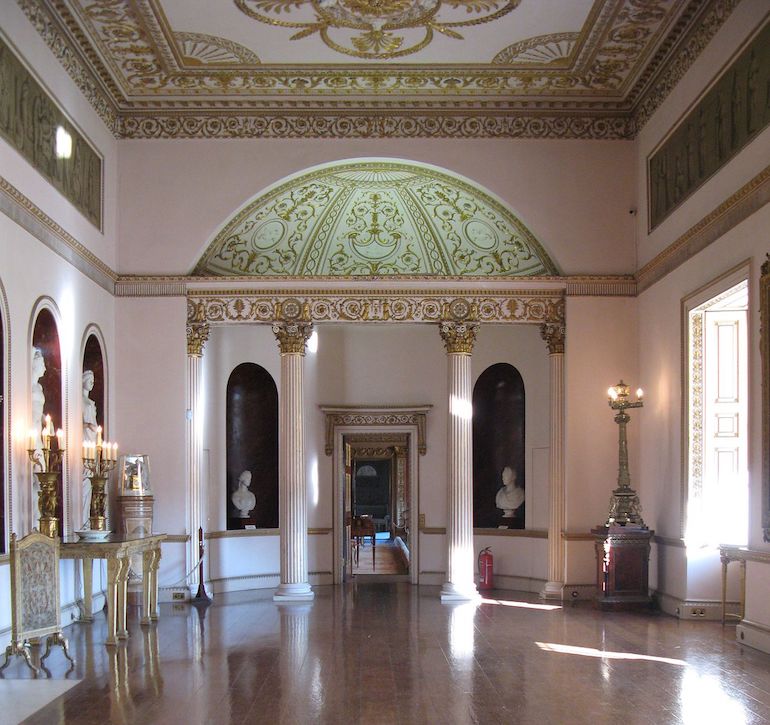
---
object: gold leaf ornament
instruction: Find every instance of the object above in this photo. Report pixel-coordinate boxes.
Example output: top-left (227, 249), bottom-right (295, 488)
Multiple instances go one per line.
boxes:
top-left (235, 0), bottom-right (521, 60)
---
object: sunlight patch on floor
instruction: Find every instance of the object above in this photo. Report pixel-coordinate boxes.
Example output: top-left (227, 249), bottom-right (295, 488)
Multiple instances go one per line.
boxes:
top-left (536, 641), bottom-right (688, 666)
top-left (481, 597), bottom-right (562, 611)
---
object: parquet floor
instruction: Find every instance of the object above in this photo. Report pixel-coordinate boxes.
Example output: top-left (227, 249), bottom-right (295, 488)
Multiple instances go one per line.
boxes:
top-left (352, 540), bottom-right (408, 575)
top-left (9, 584), bottom-right (770, 725)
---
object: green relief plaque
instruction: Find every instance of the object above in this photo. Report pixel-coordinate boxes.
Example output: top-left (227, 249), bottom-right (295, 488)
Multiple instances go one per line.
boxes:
top-left (0, 36), bottom-right (102, 229)
top-left (649, 21), bottom-right (770, 231)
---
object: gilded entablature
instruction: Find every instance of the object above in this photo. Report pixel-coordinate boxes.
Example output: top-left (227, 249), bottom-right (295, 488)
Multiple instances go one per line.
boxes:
top-left (195, 161), bottom-right (557, 278)
top-left (16, 0), bottom-right (738, 139)
top-left (185, 290), bottom-right (565, 326)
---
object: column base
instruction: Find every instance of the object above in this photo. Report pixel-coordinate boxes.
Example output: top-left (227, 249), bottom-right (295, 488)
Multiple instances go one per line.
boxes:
top-left (273, 583), bottom-right (315, 602)
top-left (440, 581), bottom-right (481, 603)
top-left (539, 581), bottom-right (564, 600)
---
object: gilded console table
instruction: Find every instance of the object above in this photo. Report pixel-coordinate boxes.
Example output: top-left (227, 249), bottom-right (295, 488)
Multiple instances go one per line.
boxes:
top-left (61, 533), bottom-right (166, 646)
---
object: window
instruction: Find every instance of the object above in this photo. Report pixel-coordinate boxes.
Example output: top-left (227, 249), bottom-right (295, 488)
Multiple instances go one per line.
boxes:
top-left (686, 277), bottom-right (748, 546)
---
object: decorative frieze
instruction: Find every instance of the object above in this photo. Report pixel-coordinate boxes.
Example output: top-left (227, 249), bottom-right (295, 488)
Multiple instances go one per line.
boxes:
top-left (540, 323), bottom-right (566, 355)
top-left (187, 292), bottom-right (565, 326)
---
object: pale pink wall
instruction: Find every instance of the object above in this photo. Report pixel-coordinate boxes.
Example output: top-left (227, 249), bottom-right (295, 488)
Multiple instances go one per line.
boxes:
top-left (564, 297), bottom-right (638, 585)
top-left (634, 0), bottom-right (770, 615)
top-left (114, 298), bottom-right (187, 539)
top-left (117, 138), bottom-right (637, 276)
top-left (635, 0), bottom-right (770, 268)
top-left (0, 2), bottom-right (120, 268)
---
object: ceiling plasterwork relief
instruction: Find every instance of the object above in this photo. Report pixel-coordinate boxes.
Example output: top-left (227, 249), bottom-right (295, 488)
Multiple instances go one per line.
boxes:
top-left (235, 0), bottom-right (521, 60)
top-left (17, 0), bottom-right (740, 138)
top-left (35, 0), bottom-right (683, 98)
top-left (195, 162), bottom-right (556, 277)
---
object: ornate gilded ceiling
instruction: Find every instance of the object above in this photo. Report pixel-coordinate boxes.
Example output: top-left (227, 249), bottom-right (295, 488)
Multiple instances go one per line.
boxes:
top-left (18, 0), bottom-right (739, 137)
top-left (194, 160), bottom-right (557, 278)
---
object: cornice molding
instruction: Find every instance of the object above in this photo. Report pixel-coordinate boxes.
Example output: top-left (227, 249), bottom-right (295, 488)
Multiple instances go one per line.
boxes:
top-left (0, 175), bottom-right (116, 292)
top-left (17, 0), bottom-right (740, 140)
top-left (117, 112), bottom-right (632, 140)
top-left (637, 165), bottom-right (770, 292)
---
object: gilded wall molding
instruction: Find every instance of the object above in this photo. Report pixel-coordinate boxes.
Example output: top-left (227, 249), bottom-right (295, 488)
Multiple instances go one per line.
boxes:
top-left (320, 405), bottom-right (431, 456)
top-left (439, 320), bottom-right (478, 355)
top-left (186, 290), bottom-right (565, 326)
top-left (540, 322), bottom-right (566, 355)
top-left (0, 175), bottom-right (116, 293)
top-left (637, 165), bottom-right (770, 292)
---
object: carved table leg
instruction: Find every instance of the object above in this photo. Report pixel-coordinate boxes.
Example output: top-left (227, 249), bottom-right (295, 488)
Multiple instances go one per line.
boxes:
top-left (150, 546), bottom-right (161, 621)
top-left (141, 549), bottom-right (153, 625)
top-left (117, 557), bottom-right (131, 639)
top-left (82, 558), bottom-right (94, 622)
top-left (106, 557), bottom-right (120, 646)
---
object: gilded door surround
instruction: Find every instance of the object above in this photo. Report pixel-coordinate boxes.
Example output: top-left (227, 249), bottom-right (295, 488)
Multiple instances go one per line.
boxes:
top-left (321, 405), bottom-right (425, 584)
top-left (18, 0), bottom-right (740, 139)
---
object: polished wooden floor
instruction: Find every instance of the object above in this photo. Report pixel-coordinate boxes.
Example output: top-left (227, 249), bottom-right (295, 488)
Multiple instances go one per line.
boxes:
top-left (10, 584), bottom-right (770, 725)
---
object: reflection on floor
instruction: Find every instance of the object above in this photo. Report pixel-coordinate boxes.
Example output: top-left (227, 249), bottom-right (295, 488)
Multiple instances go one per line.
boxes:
top-left (6, 584), bottom-right (770, 724)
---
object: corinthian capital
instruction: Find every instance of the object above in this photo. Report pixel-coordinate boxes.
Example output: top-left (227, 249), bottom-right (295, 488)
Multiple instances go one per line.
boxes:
top-left (540, 322), bottom-right (565, 355)
top-left (439, 320), bottom-right (478, 355)
top-left (186, 323), bottom-right (209, 357)
top-left (273, 320), bottom-right (313, 355)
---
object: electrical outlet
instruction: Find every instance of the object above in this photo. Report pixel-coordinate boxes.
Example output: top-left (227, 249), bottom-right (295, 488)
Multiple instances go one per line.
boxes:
top-left (172, 591), bottom-right (185, 601)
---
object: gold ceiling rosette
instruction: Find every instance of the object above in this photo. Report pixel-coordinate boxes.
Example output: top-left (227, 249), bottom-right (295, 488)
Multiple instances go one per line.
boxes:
top-left (235, 0), bottom-right (521, 59)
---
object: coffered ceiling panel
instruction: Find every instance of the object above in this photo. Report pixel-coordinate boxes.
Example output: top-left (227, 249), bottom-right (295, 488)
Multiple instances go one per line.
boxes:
top-left (18, 0), bottom-right (739, 137)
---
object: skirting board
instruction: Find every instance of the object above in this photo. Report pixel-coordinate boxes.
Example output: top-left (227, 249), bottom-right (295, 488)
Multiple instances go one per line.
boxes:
top-left (655, 591), bottom-right (739, 621)
top-left (736, 619), bottom-right (770, 655)
top-left (177, 572), bottom-right (335, 597)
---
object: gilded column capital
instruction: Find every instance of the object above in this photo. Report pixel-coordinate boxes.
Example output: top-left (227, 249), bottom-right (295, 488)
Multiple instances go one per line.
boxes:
top-left (272, 320), bottom-right (313, 355)
top-left (540, 322), bottom-right (565, 355)
top-left (439, 320), bottom-right (479, 355)
top-left (186, 323), bottom-right (209, 358)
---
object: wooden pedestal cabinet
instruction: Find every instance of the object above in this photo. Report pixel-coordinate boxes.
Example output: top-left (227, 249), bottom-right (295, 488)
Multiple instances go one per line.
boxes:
top-left (591, 526), bottom-right (653, 610)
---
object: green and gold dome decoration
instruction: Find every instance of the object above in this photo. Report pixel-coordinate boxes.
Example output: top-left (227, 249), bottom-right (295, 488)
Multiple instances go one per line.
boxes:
top-left (195, 160), bottom-right (557, 278)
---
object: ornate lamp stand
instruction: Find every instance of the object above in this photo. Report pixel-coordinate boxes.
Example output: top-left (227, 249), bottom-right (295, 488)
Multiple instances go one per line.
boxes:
top-left (592, 381), bottom-right (652, 610)
top-left (83, 435), bottom-right (118, 531)
top-left (605, 380), bottom-right (645, 527)
top-left (27, 420), bottom-right (64, 538)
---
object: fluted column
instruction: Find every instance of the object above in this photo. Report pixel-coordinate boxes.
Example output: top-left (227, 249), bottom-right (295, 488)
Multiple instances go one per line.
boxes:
top-left (540, 322), bottom-right (566, 599)
top-left (439, 319), bottom-right (480, 602)
top-left (185, 320), bottom-right (209, 594)
top-left (273, 315), bottom-right (314, 601)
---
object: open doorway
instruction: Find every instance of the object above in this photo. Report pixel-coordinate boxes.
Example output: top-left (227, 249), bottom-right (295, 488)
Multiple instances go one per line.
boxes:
top-left (342, 435), bottom-right (411, 581)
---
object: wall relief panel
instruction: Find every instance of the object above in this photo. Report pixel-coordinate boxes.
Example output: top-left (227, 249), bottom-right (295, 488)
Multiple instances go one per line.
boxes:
top-left (648, 21), bottom-right (770, 230)
top-left (0, 35), bottom-right (102, 228)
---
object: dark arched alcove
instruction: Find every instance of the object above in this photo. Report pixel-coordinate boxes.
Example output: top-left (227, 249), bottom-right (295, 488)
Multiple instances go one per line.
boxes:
top-left (0, 308), bottom-right (5, 552)
top-left (226, 363), bottom-right (278, 529)
top-left (82, 334), bottom-right (105, 431)
top-left (32, 308), bottom-right (63, 528)
top-left (473, 363), bottom-right (525, 529)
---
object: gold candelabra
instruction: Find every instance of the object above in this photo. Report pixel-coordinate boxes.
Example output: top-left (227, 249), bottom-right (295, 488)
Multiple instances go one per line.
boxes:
top-left (27, 415), bottom-right (64, 538)
top-left (82, 427), bottom-right (118, 531)
top-left (605, 381), bottom-right (646, 527)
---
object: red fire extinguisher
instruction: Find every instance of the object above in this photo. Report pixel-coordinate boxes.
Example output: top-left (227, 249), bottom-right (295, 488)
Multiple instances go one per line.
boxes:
top-left (478, 547), bottom-right (494, 590)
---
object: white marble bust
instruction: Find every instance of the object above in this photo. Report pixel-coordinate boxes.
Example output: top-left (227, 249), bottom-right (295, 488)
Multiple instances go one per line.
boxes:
top-left (495, 466), bottom-right (524, 518)
top-left (231, 470), bottom-right (256, 518)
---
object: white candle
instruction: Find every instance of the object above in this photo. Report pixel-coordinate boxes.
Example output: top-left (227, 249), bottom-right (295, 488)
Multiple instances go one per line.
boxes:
top-left (113, 443), bottom-right (118, 462)
top-left (56, 429), bottom-right (64, 451)
top-left (28, 429), bottom-right (36, 451)
top-left (96, 426), bottom-right (102, 448)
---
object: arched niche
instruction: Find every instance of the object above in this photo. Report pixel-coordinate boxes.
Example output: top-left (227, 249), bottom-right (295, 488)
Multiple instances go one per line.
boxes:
top-left (473, 362), bottom-right (525, 529)
top-left (32, 307), bottom-right (63, 528)
top-left (0, 299), bottom-right (5, 551)
top-left (226, 363), bottom-right (278, 530)
top-left (82, 332), bottom-right (106, 431)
